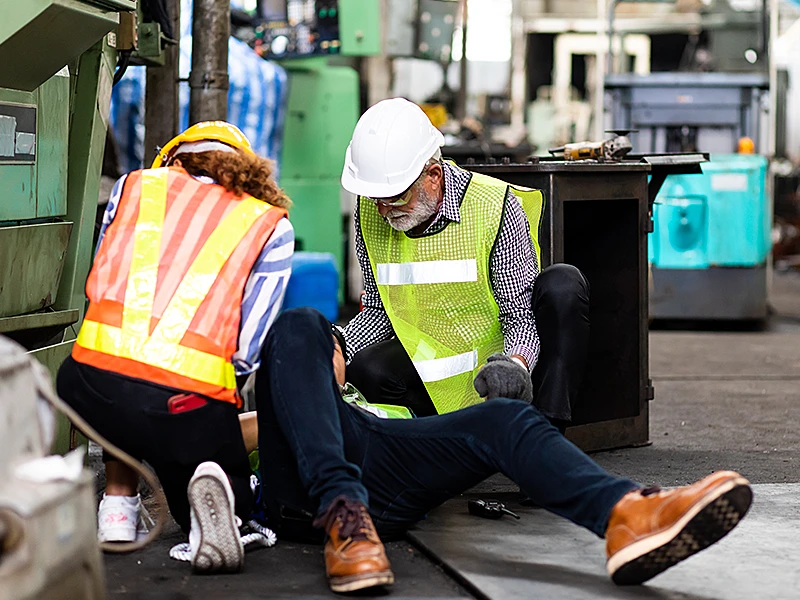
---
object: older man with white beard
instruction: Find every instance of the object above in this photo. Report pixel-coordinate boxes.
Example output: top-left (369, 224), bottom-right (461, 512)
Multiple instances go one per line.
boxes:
top-left (341, 98), bottom-right (590, 431)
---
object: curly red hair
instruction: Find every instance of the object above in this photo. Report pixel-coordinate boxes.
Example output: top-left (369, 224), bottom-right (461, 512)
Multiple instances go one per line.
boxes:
top-left (173, 150), bottom-right (291, 209)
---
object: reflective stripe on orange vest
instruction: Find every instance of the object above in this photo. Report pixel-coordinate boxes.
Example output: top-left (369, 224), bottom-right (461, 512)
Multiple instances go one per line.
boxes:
top-left (75, 167), bottom-right (285, 404)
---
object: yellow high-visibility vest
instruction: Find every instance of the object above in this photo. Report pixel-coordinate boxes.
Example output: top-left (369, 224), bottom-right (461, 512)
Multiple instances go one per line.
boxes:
top-left (360, 169), bottom-right (543, 413)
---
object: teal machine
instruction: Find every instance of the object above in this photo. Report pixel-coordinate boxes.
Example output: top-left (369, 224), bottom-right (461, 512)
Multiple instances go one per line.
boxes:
top-left (607, 73), bottom-right (772, 320)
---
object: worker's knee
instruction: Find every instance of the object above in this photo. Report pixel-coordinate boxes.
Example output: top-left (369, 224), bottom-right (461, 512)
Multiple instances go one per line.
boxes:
top-left (263, 307), bottom-right (332, 358)
top-left (534, 263), bottom-right (589, 311)
top-left (273, 306), bottom-right (330, 334)
top-left (474, 397), bottom-right (545, 427)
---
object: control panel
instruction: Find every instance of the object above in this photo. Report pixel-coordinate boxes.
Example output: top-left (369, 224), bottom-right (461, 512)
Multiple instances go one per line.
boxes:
top-left (253, 0), bottom-right (378, 59)
top-left (255, 1), bottom-right (342, 58)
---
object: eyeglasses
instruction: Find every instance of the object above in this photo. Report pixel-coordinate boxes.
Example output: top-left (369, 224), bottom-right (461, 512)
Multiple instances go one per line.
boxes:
top-left (364, 161), bottom-right (438, 207)
top-left (364, 182), bottom-right (416, 207)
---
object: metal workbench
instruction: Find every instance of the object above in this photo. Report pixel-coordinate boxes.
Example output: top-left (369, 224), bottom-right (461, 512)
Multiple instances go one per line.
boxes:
top-left (465, 155), bottom-right (705, 452)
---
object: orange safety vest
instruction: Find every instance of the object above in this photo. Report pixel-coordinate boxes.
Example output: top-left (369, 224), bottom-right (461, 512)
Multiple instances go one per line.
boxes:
top-left (73, 167), bottom-right (287, 406)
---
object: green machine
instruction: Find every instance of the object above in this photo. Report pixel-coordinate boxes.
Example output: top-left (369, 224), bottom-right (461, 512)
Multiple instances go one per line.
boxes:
top-left (280, 58), bottom-right (360, 292)
top-left (254, 0), bottom-right (381, 297)
top-left (0, 0), bottom-right (133, 450)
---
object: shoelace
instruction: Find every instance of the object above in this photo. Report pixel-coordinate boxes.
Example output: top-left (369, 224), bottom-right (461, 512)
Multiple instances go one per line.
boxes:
top-left (641, 485), bottom-right (663, 497)
top-left (168, 519), bottom-right (277, 562)
top-left (318, 498), bottom-right (375, 542)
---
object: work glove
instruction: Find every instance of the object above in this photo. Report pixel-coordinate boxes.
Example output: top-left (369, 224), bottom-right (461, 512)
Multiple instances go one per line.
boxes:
top-left (473, 354), bottom-right (533, 403)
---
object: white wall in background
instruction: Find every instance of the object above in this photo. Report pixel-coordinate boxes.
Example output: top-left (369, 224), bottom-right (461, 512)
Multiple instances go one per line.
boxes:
top-left (775, 16), bottom-right (800, 160)
top-left (392, 0), bottom-right (513, 115)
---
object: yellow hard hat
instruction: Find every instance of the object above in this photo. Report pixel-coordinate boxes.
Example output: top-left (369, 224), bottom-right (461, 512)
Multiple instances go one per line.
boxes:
top-left (151, 121), bottom-right (255, 168)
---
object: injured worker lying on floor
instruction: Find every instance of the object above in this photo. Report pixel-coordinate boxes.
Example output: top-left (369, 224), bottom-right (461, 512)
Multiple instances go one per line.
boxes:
top-left (104, 307), bottom-right (754, 594)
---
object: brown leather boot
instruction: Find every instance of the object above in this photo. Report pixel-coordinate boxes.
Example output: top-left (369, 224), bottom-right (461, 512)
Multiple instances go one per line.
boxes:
top-left (606, 471), bottom-right (752, 585)
top-left (314, 496), bottom-right (394, 593)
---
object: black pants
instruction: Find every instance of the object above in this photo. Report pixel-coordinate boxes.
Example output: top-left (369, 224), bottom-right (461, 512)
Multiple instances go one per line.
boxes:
top-left (56, 357), bottom-right (253, 533)
top-left (347, 263), bottom-right (591, 423)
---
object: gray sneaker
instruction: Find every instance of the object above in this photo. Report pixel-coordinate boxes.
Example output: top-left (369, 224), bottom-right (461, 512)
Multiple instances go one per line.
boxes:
top-left (188, 462), bottom-right (244, 574)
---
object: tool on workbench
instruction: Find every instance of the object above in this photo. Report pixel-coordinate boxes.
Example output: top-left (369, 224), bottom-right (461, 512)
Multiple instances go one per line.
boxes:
top-left (548, 130), bottom-right (635, 161)
top-left (468, 499), bottom-right (520, 520)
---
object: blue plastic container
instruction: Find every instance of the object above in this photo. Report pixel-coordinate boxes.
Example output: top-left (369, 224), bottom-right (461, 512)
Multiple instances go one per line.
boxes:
top-left (650, 154), bottom-right (769, 269)
top-left (281, 252), bottom-right (340, 322)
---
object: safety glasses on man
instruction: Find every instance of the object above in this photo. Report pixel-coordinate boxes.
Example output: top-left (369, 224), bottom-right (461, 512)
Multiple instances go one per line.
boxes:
top-left (363, 160), bottom-right (440, 207)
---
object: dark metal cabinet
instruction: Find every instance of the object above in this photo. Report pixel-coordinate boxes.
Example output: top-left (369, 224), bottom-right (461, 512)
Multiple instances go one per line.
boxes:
top-left (468, 161), bottom-right (653, 452)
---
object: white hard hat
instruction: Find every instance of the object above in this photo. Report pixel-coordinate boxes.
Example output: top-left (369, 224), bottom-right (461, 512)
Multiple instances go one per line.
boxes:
top-left (341, 97), bottom-right (445, 198)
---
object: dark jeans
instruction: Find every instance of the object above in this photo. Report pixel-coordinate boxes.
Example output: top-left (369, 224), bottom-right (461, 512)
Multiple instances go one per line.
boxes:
top-left (348, 263), bottom-right (591, 422)
top-left (255, 307), bottom-right (636, 542)
top-left (56, 357), bottom-right (253, 533)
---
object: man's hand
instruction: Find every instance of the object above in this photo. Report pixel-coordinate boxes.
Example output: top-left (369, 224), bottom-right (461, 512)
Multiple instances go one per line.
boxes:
top-left (473, 354), bottom-right (533, 403)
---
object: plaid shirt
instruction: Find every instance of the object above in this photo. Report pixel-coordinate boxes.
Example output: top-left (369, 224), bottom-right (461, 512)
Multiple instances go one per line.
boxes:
top-left (344, 162), bottom-right (541, 370)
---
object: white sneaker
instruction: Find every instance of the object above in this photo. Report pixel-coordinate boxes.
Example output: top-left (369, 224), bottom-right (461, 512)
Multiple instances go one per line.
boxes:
top-left (97, 494), bottom-right (138, 543)
top-left (188, 461), bottom-right (244, 574)
top-left (97, 494), bottom-right (153, 543)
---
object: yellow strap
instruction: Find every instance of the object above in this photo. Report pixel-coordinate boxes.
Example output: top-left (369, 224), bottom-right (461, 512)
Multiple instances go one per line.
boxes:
top-left (122, 169), bottom-right (168, 337)
top-left (77, 319), bottom-right (237, 390)
top-left (151, 197), bottom-right (271, 345)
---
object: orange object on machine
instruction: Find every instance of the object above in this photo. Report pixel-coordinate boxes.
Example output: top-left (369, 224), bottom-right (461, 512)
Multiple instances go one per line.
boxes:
top-left (738, 137), bottom-right (756, 154)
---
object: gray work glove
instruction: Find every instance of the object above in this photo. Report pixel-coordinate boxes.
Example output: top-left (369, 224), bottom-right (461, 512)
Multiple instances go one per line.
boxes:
top-left (473, 354), bottom-right (533, 403)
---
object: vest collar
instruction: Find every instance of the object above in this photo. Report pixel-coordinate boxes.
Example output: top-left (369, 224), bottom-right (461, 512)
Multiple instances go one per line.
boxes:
top-left (438, 161), bottom-right (470, 225)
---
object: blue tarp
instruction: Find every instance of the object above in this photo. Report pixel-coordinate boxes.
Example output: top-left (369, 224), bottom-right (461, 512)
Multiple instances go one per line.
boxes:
top-left (110, 0), bottom-right (288, 176)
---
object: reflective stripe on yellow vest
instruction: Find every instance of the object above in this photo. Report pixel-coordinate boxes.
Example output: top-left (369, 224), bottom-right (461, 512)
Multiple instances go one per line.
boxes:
top-left (360, 169), bottom-right (544, 413)
top-left (76, 168), bottom-right (275, 399)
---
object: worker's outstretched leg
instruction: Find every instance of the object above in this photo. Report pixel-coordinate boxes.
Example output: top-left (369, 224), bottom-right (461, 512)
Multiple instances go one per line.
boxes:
top-left (355, 398), bottom-right (751, 585)
top-left (254, 307), bottom-right (393, 592)
top-left (530, 263), bottom-right (591, 430)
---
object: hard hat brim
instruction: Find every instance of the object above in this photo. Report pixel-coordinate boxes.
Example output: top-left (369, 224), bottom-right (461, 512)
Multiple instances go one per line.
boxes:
top-left (341, 166), bottom-right (422, 198)
top-left (340, 128), bottom-right (444, 198)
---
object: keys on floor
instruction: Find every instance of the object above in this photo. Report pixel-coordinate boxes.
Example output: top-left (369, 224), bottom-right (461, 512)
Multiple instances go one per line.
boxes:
top-left (468, 499), bottom-right (520, 520)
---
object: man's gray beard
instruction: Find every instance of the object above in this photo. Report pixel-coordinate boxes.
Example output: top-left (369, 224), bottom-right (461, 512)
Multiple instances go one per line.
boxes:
top-left (384, 186), bottom-right (439, 232)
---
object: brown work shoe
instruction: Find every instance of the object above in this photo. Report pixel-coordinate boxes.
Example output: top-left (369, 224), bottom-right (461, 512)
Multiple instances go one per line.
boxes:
top-left (606, 471), bottom-right (752, 585)
top-left (314, 496), bottom-right (394, 593)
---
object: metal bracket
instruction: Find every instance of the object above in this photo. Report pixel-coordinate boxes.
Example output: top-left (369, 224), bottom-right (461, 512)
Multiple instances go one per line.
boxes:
top-left (188, 70), bottom-right (230, 91)
top-left (645, 379), bottom-right (655, 401)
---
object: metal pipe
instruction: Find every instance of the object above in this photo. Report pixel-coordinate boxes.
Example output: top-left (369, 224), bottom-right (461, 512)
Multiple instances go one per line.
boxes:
top-left (145, 0), bottom-right (181, 164)
top-left (456, 0), bottom-right (468, 120)
top-left (595, 0), bottom-right (607, 140)
top-left (189, 0), bottom-right (230, 124)
top-left (768, 0), bottom-right (778, 157)
top-left (607, 0), bottom-right (617, 75)
top-left (509, 0), bottom-right (526, 137)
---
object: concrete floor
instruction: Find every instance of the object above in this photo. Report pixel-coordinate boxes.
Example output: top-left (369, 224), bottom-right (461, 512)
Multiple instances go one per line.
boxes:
top-left (102, 271), bottom-right (800, 599)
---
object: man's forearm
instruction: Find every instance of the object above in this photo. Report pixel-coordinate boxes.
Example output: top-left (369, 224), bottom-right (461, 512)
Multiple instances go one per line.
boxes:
top-left (503, 319), bottom-right (540, 372)
top-left (342, 306), bottom-right (395, 362)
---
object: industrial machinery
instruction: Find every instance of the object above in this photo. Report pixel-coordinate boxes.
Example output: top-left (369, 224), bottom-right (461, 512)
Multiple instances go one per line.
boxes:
top-left (247, 1), bottom-right (382, 302)
top-left (0, 1), bottom-right (128, 451)
top-left (548, 131), bottom-right (633, 161)
top-left (249, 1), bottom-right (460, 303)
top-left (606, 72), bottom-right (774, 321)
top-left (0, 336), bottom-right (105, 600)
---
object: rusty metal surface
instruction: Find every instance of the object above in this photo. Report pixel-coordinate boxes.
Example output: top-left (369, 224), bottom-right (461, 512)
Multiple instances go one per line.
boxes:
top-left (0, 222), bottom-right (72, 318)
top-left (0, 309), bottom-right (78, 335)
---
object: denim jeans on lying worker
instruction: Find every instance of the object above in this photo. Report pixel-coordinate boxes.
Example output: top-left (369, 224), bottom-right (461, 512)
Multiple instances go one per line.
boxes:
top-left (254, 307), bottom-right (639, 541)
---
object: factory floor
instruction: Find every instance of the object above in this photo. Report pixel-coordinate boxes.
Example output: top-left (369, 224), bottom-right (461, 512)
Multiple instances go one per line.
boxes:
top-left (102, 270), bottom-right (800, 600)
